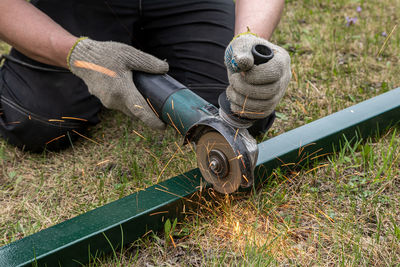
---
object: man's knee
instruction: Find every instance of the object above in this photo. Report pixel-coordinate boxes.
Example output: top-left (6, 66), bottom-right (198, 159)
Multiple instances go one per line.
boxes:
top-left (0, 51), bottom-right (101, 152)
top-left (0, 101), bottom-right (88, 152)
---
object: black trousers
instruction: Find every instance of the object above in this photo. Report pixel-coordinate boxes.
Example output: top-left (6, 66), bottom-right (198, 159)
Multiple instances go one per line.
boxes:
top-left (0, 0), bottom-right (273, 152)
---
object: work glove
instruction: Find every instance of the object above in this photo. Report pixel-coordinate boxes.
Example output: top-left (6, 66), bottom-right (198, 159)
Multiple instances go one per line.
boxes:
top-left (68, 37), bottom-right (169, 129)
top-left (224, 33), bottom-right (291, 119)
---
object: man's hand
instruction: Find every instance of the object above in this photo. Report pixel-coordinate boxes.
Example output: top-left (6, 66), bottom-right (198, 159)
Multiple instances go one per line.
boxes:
top-left (68, 38), bottom-right (169, 129)
top-left (224, 33), bottom-right (291, 119)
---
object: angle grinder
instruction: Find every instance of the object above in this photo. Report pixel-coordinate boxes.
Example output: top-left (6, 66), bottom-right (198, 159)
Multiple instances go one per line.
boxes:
top-left (134, 44), bottom-right (273, 193)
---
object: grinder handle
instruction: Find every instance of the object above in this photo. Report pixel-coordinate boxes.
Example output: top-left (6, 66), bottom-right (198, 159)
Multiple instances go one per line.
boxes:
top-left (133, 73), bottom-right (186, 116)
top-left (217, 44), bottom-right (274, 123)
top-left (251, 44), bottom-right (274, 65)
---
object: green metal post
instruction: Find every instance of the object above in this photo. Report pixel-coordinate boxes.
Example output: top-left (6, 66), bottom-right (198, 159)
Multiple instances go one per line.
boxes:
top-left (1, 88), bottom-right (399, 267)
top-left (255, 88), bottom-right (400, 183)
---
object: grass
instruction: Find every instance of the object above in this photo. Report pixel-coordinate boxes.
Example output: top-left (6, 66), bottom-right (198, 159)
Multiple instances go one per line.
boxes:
top-left (1, 0), bottom-right (400, 266)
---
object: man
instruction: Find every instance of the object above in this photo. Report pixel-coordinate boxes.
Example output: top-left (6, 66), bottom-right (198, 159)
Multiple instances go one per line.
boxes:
top-left (0, 0), bottom-right (290, 152)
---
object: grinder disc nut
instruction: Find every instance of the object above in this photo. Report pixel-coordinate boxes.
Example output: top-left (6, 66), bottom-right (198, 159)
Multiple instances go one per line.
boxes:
top-left (208, 149), bottom-right (229, 179)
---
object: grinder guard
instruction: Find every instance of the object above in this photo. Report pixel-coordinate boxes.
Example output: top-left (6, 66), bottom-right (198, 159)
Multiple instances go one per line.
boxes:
top-left (185, 117), bottom-right (258, 190)
top-left (134, 72), bottom-right (259, 192)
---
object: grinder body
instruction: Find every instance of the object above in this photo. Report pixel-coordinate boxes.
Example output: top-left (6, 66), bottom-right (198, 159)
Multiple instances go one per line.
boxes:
top-left (133, 73), bottom-right (258, 193)
top-left (133, 43), bottom-right (273, 193)
top-left (133, 73), bottom-right (217, 136)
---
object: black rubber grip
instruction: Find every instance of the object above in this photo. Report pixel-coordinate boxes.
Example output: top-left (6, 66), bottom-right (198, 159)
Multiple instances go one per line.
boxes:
top-left (251, 44), bottom-right (274, 65)
top-left (133, 72), bottom-right (186, 115)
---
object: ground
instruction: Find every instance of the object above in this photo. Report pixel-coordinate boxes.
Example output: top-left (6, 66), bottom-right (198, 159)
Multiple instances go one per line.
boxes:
top-left (1, 0), bottom-right (400, 266)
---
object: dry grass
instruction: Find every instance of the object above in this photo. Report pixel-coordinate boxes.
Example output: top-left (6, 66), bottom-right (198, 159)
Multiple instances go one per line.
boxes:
top-left (1, 0), bottom-right (400, 266)
top-left (0, 111), bottom-right (196, 245)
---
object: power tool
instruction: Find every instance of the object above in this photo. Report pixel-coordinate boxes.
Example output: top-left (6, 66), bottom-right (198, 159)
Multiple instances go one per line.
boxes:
top-left (133, 44), bottom-right (273, 193)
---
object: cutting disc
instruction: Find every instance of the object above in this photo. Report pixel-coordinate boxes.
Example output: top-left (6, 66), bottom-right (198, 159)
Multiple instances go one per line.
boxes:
top-left (196, 131), bottom-right (242, 194)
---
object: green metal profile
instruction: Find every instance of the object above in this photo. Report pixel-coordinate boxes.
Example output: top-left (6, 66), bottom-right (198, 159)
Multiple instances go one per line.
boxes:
top-left (1, 88), bottom-right (399, 267)
top-left (0, 169), bottom-right (203, 267)
top-left (255, 87), bottom-right (400, 183)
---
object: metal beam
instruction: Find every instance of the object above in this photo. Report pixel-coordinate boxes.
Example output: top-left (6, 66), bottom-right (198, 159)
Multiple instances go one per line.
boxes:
top-left (1, 88), bottom-right (399, 267)
top-left (255, 88), bottom-right (400, 184)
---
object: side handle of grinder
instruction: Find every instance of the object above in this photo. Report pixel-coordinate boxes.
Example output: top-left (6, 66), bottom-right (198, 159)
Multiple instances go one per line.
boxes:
top-left (252, 44), bottom-right (274, 65)
top-left (218, 44), bottom-right (274, 126)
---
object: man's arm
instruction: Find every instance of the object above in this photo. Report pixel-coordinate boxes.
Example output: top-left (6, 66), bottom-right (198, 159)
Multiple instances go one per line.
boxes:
top-left (235, 0), bottom-right (284, 39)
top-left (0, 0), bottom-right (168, 129)
top-left (224, 0), bottom-right (290, 121)
top-left (0, 0), bottom-right (77, 68)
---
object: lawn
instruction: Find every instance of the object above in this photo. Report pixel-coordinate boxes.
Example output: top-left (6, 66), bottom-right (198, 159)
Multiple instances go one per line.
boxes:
top-left (1, 0), bottom-right (400, 266)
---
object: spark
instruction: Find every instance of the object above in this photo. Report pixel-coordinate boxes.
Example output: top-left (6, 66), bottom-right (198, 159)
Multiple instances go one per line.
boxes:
top-left (61, 116), bottom-right (88, 122)
top-left (96, 159), bottom-right (110, 166)
top-left (229, 154), bottom-right (243, 161)
top-left (156, 183), bottom-right (169, 191)
top-left (304, 164), bottom-right (329, 175)
top-left (177, 112), bottom-right (185, 129)
top-left (156, 147), bottom-right (179, 183)
top-left (240, 156), bottom-right (246, 169)
top-left (142, 230), bottom-right (153, 238)
top-left (236, 110), bottom-right (265, 115)
top-left (149, 210), bottom-right (169, 216)
top-left (155, 187), bottom-right (190, 202)
top-left (45, 134), bottom-right (66, 145)
top-left (186, 139), bottom-right (195, 154)
top-left (143, 148), bottom-right (159, 161)
top-left (166, 113), bottom-right (181, 135)
top-left (48, 119), bottom-right (65, 122)
top-left (297, 142), bottom-right (316, 157)
top-left (132, 130), bottom-right (145, 140)
top-left (74, 60), bottom-right (117, 77)
top-left (297, 147), bottom-right (323, 165)
top-left (72, 130), bottom-right (100, 145)
top-left (234, 150), bottom-right (246, 168)
top-left (291, 67), bottom-right (298, 83)
top-left (234, 221), bottom-right (240, 233)
top-left (306, 80), bottom-right (322, 96)
top-left (295, 100), bottom-right (308, 114)
top-left (174, 141), bottom-right (184, 155)
top-left (234, 128), bottom-right (239, 141)
top-left (146, 98), bottom-right (160, 117)
top-left (169, 234), bottom-right (177, 248)
top-left (316, 207), bottom-right (335, 223)
top-left (6, 121), bottom-right (20, 125)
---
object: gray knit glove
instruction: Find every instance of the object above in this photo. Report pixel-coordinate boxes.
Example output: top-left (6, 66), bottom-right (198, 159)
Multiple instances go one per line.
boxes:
top-left (224, 33), bottom-right (291, 119)
top-left (68, 38), bottom-right (169, 129)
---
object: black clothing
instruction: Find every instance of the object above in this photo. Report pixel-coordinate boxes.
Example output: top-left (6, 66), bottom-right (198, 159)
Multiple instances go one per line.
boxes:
top-left (0, 0), bottom-right (234, 151)
top-left (0, 0), bottom-right (273, 151)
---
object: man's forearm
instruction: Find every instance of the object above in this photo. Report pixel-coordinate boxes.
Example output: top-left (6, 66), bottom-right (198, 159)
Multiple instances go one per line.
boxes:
top-left (0, 0), bottom-right (77, 68)
top-left (235, 0), bottom-right (284, 40)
